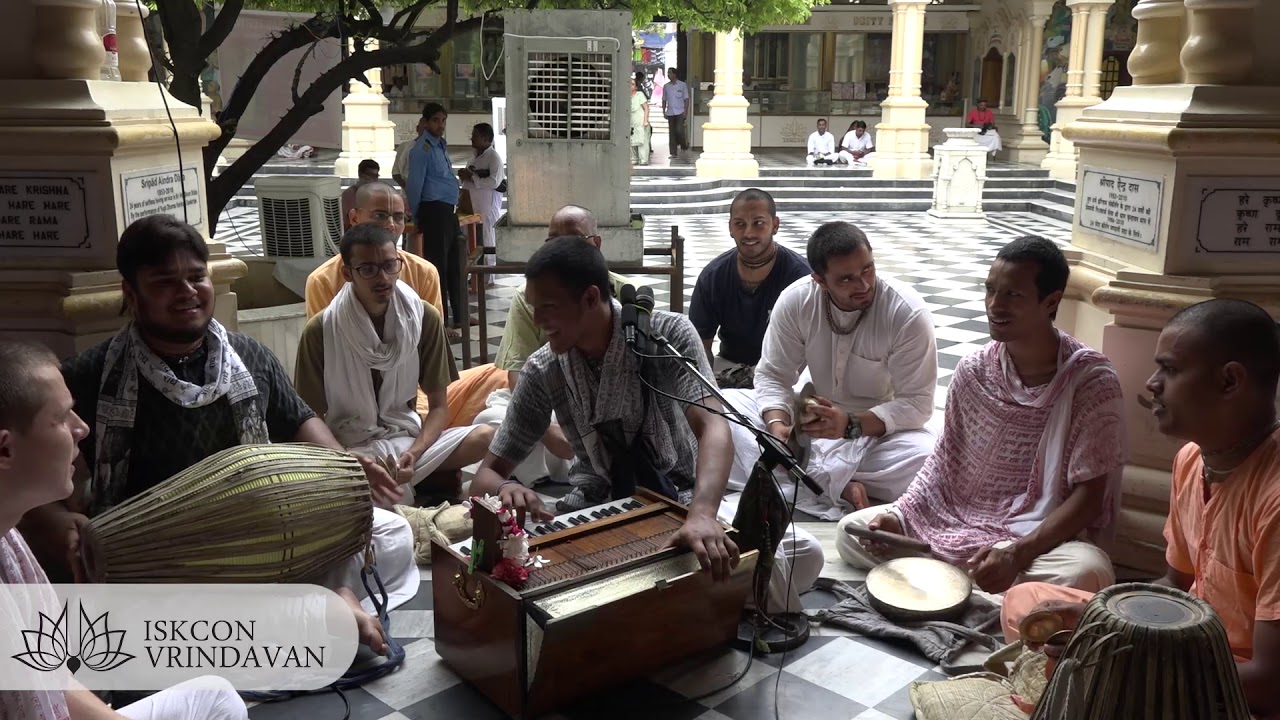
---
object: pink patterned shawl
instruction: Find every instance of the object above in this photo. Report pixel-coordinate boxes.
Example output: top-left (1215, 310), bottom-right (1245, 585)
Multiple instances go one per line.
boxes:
top-left (0, 529), bottom-right (70, 720)
top-left (893, 333), bottom-right (1125, 563)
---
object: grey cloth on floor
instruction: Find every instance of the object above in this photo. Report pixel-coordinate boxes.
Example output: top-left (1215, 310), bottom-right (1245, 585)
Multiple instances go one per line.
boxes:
top-left (808, 577), bottom-right (1003, 674)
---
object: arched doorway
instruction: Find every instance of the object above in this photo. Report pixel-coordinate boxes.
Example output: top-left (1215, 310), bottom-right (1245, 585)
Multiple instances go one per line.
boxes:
top-left (980, 47), bottom-right (1004, 105)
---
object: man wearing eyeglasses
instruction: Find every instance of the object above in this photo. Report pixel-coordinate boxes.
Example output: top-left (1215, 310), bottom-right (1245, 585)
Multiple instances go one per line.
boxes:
top-left (306, 180), bottom-right (443, 321)
top-left (295, 223), bottom-right (495, 506)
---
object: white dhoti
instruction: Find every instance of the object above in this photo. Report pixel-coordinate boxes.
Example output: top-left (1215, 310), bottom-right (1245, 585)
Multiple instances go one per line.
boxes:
top-left (974, 130), bottom-right (1002, 153)
top-left (835, 505), bottom-right (1115, 593)
top-left (724, 388), bottom-right (935, 520)
top-left (352, 427), bottom-right (479, 505)
top-left (807, 152), bottom-right (840, 166)
top-left (719, 490), bottom-right (824, 614)
top-left (117, 676), bottom-right (248, 720)
top-left (475, 388), bottom-right (571, 487)
top-left (471, 185), bottom-right (501, 266)
top-left (323, 507), bottom-right (419, 614)
top-left (837, 150), bottom-right (876, 167)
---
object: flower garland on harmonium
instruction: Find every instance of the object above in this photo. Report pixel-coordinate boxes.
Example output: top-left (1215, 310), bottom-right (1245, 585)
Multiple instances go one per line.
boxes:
top-left (463, 494), bottom-right (551, 590)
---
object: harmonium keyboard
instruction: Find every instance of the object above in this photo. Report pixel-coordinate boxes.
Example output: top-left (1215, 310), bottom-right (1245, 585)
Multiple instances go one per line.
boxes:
top-left (432, 489), bottom-right (759, 719)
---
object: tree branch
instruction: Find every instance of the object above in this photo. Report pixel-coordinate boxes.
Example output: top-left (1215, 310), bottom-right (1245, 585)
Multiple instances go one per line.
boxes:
top-left (207, 15), bottom-right (486, 228)
top-left (354, 0), bottom-right (381, 24)
top-left (291, 40), bottom-right (321, 105)
top-left (197, 0), bottom-right (245, 60)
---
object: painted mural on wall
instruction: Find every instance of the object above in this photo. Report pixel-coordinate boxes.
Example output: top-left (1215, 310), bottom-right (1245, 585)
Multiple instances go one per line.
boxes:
top-left (1036, 0), bottom-right (1137, 139)
top-left (1037, 0), bottom-right (1072, 139)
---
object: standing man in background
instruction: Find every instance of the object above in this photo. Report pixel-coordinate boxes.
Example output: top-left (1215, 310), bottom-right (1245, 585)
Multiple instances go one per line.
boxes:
top-left (459, 122), bottom-right (504, 270)
top-left (663, 68), bottom-right (691, 160)
top-left (406, 102), bottom-right (467, 333)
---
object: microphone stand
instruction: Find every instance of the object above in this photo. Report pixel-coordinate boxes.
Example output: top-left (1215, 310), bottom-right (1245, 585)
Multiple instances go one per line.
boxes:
top-left (633, 329), bottom-right (817, 653)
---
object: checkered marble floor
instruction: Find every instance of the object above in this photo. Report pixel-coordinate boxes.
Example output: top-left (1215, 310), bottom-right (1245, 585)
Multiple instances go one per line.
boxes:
top-left (236, 208), bottom-right (1074, 720)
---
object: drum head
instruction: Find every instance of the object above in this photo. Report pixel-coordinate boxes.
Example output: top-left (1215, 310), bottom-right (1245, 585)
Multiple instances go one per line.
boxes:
top-left (1104, 586), bottom-right (1210, 630)
top-left (867, 557), bottom-right (972, 617)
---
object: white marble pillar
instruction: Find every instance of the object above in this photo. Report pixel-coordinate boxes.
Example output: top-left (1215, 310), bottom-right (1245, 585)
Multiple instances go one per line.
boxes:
top-left (1042, 0), bottom-right (1116, 180)
top-left (1129, 0), bottom-right (1186, 85)
top-left (335, 39), bottom-right (398, 179)
top-left (873, 0), bottom-right (932, 179)
top-left (695, 30), bottom-right (758, 178)
top-left (1004, 1), bottom-right (1056, 164)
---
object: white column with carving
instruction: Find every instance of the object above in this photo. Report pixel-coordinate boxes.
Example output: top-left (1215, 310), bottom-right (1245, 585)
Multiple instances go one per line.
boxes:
top-left (1042, 0), bottom-right (1116, 180)
top-left (928, 128), bottom-right (988, 220)
top-left (873, 0), bottom-right (932, 179)
top-left (696, 30), bottom-right (758, 178)
top-left (335, 39), bottom-right (398, 179)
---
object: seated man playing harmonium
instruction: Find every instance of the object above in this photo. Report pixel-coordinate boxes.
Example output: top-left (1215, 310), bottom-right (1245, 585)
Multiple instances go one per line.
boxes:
top-left (295, 223), bottom-right (495, 506)
top-left (471, 236), bottom-right (824, 613)
top-left (839, 237), bottom-right (1124, 594)
top-left (20, 215), bottom-right (413, 653)
top-left (492, 204), bottom-right (631, 507)
top-left (304, 179), bottom-right (507, 430)
top-left (1002, 299), bottom-right (1280, 718)
top-left (689, 189), bottom-right (811, 385)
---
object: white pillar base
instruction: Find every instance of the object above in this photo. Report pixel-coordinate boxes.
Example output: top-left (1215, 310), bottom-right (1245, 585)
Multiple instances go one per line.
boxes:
top-left (1003, 122), bottom-right (1051, 165)
top-left (1042, 98), bottom-right (1095, 180)
top-left (873, 98), bottom-right (933, 179)
top-left (929, 127), bottom-right (989, 219)
top-left (335, 85), bottom-right (398, 178)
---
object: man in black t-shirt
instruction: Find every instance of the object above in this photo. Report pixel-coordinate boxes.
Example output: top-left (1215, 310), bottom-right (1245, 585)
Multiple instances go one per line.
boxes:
top-left (20, 215), bottom-right (414, 656)
top-left (689, 189), bottom-right (811, 383)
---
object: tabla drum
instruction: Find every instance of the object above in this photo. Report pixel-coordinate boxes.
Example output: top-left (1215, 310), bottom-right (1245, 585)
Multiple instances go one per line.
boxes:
top-left (81, 443), bottom-right (373, 584)
top-left (865, 556), bottom-right (972, 622)
top-left (1031, 582), bottom-right (1250, 720)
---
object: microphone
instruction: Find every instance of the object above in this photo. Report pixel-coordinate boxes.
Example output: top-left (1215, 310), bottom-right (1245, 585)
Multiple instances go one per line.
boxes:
top-left (620, 284), bottom-right (655, 356)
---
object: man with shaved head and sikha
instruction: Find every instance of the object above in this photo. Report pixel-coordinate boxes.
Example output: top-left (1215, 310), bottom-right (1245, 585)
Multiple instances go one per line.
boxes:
top-left (1002, 298), bottom-right (1280, 719)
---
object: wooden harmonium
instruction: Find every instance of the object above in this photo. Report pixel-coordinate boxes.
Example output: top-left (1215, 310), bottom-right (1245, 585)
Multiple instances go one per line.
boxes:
top-left (431, 489), bottom-right (759, 719)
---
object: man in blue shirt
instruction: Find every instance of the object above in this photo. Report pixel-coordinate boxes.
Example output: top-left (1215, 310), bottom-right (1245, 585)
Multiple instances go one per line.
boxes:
top-left (689, 189), bottom-right (810, 383)
top-left (406, 102), bottom-right (465, 329)
top-left (662, 68), bottom-right (691, 160)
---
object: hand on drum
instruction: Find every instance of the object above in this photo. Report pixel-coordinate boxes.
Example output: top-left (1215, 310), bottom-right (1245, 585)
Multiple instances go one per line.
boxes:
top-left (967, 544), bottom-right (1026, 594)
top-left (498, 482), bottom-right (553, 524)
top-left (1019, 599), bottom-right (1087, 658)
top-left (666, 514), bottom-right (740, 581)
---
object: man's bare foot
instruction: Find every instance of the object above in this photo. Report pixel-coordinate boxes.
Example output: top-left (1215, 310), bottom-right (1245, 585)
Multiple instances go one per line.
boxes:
top-left (840, 481), bottom-right (870, 510)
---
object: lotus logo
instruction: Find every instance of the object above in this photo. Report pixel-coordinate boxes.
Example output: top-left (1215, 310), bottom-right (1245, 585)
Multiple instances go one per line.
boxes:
top-left (12, 601), bottom-right (135, 674)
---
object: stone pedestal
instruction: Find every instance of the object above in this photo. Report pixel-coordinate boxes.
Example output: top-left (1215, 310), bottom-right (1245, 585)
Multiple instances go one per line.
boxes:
top-left (1003, 3), bottom-right (1056, 165)
top-left (928, 128), bottom-right (988, 221)
top-left (1043, 0), bottom-right (1115, 180)
top-left (873, 0), bottom-right (932, 179)
top-left (696, 30), bottom-right (758, 179)
top-left (334, 40), bottom-right (398, 179)
top-left (0, 0), bottom-right (242, 355)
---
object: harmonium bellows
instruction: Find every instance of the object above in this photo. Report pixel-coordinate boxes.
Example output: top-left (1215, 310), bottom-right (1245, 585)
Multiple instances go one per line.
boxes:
top-left (431, 489), bottom-right (759, 719)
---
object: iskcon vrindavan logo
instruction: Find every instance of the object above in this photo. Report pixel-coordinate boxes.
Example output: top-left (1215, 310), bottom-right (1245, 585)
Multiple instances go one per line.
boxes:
top-left (13, 600), bottom-right (136, 674)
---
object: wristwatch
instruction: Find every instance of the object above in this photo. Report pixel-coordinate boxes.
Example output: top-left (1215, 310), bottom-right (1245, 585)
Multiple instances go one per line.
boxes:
top-left (843, 413), bottom-right (863, 440)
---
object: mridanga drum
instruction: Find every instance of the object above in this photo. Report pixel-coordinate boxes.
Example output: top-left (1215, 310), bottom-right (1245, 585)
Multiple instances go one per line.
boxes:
top-left (81, 444), bottom-right (373, 584)
top-left (1031, 582), bottom-right (1250, 720)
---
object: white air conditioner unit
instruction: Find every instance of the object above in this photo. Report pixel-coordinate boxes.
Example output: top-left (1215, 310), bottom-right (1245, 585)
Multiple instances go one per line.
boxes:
top-left (254, 176), bottom-right (343, 259)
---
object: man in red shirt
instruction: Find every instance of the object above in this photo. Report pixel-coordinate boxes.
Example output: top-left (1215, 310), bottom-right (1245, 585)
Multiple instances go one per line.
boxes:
top-left (966, 98), bottom-right (1001, 154)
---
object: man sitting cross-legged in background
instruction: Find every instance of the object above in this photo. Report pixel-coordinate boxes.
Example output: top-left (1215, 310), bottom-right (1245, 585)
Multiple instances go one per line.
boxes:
top-left (20, 215), bottom-right (411, 654)
top-left (1002, 299), bottom-right (1280, 718)
top-left (295, 224), bottom-right (495, 507)
top-left (0, 341), bottom-right (248, 720)
top-left (491, 205), bottom-right (631, 506)
top-left (806, 118), bottom-right (840, 166)
top-left (689, 188), bottom-right (810, 387)
top-left (741, 221), bottom-right (938, 518)
top-left (837, 121), bottom-right (876, 167)
top-left (838, 237), bottom-right (1124, 594)
top-left (304, 180), bottom-right (508, 434)
top-left (471, 237), bottom-right (823, 613)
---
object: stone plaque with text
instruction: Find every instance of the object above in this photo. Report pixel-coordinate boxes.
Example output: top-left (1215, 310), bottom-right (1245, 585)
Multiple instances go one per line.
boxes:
top-left (1078, 167), bottom-right (1164, 250)
top-left (0, 173), bottom-right (92, 251)
top-left (120, 166), bottom-right (203, 229)
top-left (1188, 177), bottom-right (1280, 254)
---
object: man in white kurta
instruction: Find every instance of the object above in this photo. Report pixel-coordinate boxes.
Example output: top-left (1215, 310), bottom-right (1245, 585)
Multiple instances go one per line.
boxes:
top-left (459, 122), bottom-right (505, 267)
top-left (743, 221), bottom-right (938, 519)
top-left (295, 224), bottom-right (495, 507)
top-left (838, 121), bottom-right (876, 167)
top-left (806, 119), bottom-right (840, 166)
